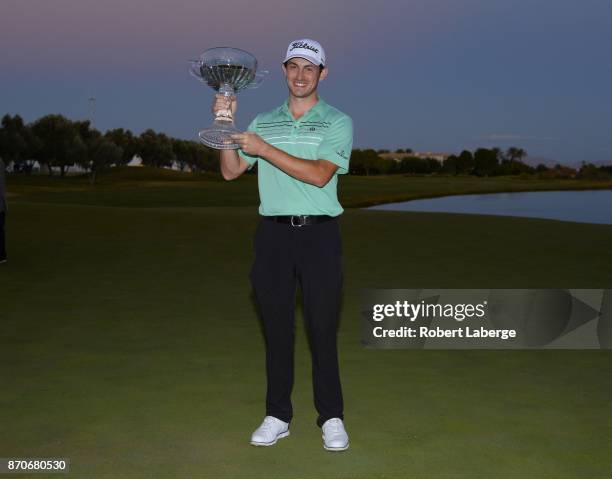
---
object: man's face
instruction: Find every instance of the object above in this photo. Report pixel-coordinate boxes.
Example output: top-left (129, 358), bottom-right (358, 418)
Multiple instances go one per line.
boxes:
top-left (282, 57), bottom-right (327, 99)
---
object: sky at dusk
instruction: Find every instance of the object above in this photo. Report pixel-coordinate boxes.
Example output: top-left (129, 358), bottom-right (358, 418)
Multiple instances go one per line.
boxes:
top-left (1, 0), bottom-right (611, 165)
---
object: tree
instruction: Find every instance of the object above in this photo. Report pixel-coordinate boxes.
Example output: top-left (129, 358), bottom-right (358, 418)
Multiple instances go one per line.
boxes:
top-left (491, 147), bottom-right (503, 162)
top-left (441, 155), bottom-right (458, 175)
top-left (577, 162), bottom-right (611, 180)
top-left (473, 148), bottom-right (499, 177)
top-left (425, 158), bottom-right (441, 174)
top-left (74, 126), bottom-right (102, 174)
top-left (89, 138), bottom-right (123, 184)
top-left (105, 128), bottom-right (140, 165)
top-left (172, 139), bottom-right (192, 171)
top-left (497, 147), bottom-right (531, 175)
top-left (506, 147), bottom-right (518, 162)
top-left (30, 114), bottom-right (77, 176)
top-left (350, 149), bottom-right (384, 175)
top-left (73, 120), bottom-right (100, 145)
top-left (506, 147), bottom-right (527, 163)
top-left (456, 150), bottom-right (475, 175)
top-left (65, 134), bottom-right (88, 173)
top-left (0, 114), bottom-right (30, 170)
top-left (399, 156), bottom-right (437, 174)
top-left (139, 129), bottom-right (175, 168)
top-left (189, 142), bottom-right (218, 172)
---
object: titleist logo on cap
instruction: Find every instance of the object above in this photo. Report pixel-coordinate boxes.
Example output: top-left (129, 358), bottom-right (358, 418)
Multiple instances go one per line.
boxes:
top-left (284, 38), bottom-right (326, 66)
top-left (290, 41), bottom-right (319, 54)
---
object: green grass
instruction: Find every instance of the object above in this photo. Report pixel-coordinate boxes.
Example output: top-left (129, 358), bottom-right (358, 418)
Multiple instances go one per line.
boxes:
top-left (1, 171), bottom-right (611, 478)
top-left (6, 166), bottom-right (612, 208)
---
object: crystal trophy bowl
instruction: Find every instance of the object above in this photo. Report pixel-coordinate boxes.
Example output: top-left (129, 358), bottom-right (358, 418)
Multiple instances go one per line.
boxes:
top-left (189, 47), bottom-right (267, 149)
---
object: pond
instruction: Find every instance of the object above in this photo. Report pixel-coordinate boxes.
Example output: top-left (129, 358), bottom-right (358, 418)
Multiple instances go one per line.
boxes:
top-left (366, 189), bottom-right (612, 225)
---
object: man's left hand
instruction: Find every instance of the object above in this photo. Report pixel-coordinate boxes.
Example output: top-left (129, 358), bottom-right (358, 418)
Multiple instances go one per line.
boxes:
top-left (231, 133), bottom-right (269, 157)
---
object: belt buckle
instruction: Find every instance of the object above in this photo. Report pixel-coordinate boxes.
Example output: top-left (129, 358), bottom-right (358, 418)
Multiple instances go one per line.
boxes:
top-left (290, 215), bottom-right (305, 227)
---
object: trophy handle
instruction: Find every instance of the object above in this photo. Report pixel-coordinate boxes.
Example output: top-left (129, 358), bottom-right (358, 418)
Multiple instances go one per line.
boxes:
top-left (188, 60), bottom-right (205, 82)
top-left (245, 70), bottom-right (269, 89)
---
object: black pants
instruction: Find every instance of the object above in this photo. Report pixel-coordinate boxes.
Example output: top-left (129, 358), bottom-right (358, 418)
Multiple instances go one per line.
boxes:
top-left (250, 217), bottom-right (344, 428)
top-left (0, 211), bottom-right (6, 260)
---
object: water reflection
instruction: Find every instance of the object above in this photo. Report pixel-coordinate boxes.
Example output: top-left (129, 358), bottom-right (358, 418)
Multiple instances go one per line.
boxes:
top-left (366, 190), bottom-right (612, 225)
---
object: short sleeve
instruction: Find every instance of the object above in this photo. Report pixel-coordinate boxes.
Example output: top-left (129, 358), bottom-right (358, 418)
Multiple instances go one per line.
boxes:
top-left (237, 116), bottom-right (259, 169)
top-left (316, 116), bottom-right (353, 175)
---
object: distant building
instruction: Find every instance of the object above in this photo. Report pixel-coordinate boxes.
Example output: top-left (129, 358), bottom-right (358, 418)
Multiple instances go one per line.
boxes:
top-left (126, 155), bottom-right (144, 167)
top-left (5, 159), bottom-right (40, 173)
top-left (164, 161), bottom-right (192, 172)
top-left (124, 156), bottom-right (192, 172)
top-left (38, 163), bottom-right (88, 175)
top-left (380, 151), bottom-right (452, 163)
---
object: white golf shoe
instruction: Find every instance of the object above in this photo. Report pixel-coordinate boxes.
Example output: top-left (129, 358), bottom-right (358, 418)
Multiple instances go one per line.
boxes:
top-left (250, 416), bottom-right (290, 446)
top-left (322, 418), bottom-right (349, 451)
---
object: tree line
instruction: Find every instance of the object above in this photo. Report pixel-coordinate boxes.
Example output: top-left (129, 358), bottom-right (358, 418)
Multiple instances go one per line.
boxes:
top-left (349, 148), bottom-right (612, 180)
top-left (2, 113), bottom-right (611, 181)
top-left (0, 113), bottom-right (219, 182)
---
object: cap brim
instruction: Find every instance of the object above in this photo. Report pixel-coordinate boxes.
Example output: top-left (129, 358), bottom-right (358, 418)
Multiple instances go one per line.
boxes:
top-left (283, 53), bottom-right (324, 67)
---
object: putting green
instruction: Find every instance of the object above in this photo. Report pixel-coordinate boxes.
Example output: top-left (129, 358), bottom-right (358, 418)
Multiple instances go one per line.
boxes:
top-left (1, 173), bottom-right (611, 478)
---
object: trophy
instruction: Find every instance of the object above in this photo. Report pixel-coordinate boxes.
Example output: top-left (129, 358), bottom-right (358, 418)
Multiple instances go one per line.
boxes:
top-left (189, 47), bottom-right (267, 149)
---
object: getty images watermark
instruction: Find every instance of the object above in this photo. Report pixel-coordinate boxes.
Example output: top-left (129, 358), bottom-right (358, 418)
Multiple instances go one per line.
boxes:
top-left (361, 289), bottom-right (612, 349)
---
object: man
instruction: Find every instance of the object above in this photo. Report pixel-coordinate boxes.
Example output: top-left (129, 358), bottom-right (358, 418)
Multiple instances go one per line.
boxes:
top-left (0, 158), bottom-right (7, 264)
top-left (214, 39), bottom-right (352, 451)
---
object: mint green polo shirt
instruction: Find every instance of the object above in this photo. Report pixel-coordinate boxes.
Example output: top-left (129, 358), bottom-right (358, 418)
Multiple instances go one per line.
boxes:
top-left (238, 97), bottom-right (353, 216)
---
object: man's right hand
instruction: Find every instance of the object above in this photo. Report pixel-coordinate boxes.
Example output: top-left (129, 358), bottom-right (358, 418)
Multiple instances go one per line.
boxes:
top-left (212, 93), bottom-right (237, 118)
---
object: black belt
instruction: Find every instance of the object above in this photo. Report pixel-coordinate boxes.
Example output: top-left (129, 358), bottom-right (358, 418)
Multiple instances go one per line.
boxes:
top-left (264, 215), bottom-right (335, 227)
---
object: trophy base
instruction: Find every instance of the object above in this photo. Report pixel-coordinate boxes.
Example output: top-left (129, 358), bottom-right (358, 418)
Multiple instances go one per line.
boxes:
top-left (198, 121), bottom-right (241, 150)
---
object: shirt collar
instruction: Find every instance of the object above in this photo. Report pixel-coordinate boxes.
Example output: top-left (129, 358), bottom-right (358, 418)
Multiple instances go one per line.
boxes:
top-left (279, 96), bottom-right (327, 121)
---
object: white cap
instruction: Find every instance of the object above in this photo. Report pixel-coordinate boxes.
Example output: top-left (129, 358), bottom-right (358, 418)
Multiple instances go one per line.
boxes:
top-left (283, 39), bottom-right (326, 67)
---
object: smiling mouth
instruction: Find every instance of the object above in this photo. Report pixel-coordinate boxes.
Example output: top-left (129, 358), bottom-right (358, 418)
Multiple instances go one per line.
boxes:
top-left (294, 82), bottom-right (308, 87)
